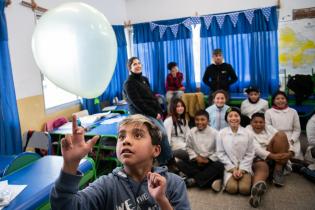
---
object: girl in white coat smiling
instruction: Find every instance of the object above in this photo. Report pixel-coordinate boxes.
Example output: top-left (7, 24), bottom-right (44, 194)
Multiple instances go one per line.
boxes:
top-left (265, 91), bottom-right (302, 159)
top-left (216, 107), bottom-right (255, 195)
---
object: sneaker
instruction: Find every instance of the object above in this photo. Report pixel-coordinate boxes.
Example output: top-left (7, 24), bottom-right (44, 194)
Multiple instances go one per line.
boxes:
top-left (273, 170), bottom-right (285, 187)
top-left (211, 179), bottom-right (222, 192)
top-left (185, 178), bottom-right (196, 188)
top-left (249, 181), bottom-right (267, 208)
top-left (283, 161), bottom-right (292, 175)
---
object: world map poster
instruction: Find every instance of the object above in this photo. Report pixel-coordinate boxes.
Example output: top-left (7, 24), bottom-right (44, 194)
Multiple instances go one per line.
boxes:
top-left (279, 18), bottom-right (315, 75)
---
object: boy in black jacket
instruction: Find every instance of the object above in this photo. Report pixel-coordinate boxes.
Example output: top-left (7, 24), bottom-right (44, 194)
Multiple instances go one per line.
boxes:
top-left (202, 48), bottom-right (238, 93)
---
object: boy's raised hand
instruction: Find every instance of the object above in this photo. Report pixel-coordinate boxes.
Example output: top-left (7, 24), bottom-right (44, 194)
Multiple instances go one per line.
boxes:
top-left (147, 172), bottom-right (166, 199)
top-left (61, 115), bottom-right (99, 174)
top-left (147, 172), bottom-right (173, 210)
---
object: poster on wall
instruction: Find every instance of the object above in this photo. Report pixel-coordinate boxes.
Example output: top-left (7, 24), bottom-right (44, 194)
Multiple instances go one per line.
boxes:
top-left (279, 18), bottom-right (315, 75)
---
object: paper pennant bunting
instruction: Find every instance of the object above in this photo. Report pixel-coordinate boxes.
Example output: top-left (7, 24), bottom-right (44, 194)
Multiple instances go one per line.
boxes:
top-left (182, 18), bottom-right (193, 31)
top-left (190, 16), bottom-right (201, 27)
top-left (170, 24), bottom-right (179, 37)
top-left (261, 7), bottom-right (271, 21)
top-left (228, 12), bottom-right (239, 27)
top-left (244, 9), bottom-right (255, 25)
top-left (159, 25), bottom-right (168, 38)
top-left (216, 15), bottom-right (226, 29)
top-left (150, 22), bottom-right (158, 31)
top-left (203, 15), bottom-right (213, 29)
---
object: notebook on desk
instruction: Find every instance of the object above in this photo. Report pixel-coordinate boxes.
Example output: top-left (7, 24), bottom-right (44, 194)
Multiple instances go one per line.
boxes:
top-left (102, 106), bottom-right (117, 112)
top-left (0, 181), bottom-right (27, 209)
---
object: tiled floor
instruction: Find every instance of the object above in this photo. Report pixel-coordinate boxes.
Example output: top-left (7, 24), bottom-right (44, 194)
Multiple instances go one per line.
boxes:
top-left (187, 173), bottom-right (315, 210)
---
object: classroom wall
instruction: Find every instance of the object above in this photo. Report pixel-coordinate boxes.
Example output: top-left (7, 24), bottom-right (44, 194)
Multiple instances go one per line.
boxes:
top-left (5, 0), bottom-right (127, 135)
top-left (17, 95), bottom-right (81, 133)
top-left (278, 0), bottom-right (315, 77)
top-left (125, 0), bottom-right (278, 23)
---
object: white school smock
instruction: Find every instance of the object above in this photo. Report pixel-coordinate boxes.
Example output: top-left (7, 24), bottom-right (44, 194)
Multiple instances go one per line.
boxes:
top-left (186, 126), bottom-right (218, 161)
top-left (240, 98), bottom-right (269, 118)
top-left (216, 126), bottom-right (255, 186)
top-left (305, 114), bottom-right (315, 163)
top-left (164, 117), bottom-right (190, 151)
top-left (246, 125), bottom-right (294, 160)
top-left (265, 107), bottom-right (302, 159)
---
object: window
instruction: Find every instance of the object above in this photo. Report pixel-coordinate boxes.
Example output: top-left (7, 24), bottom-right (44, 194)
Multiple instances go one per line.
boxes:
top-left (126, 24), bottom-right (202, 86)
top-left (192, 24), bottom-right (201, 85)
top-left (34, 12), bottom-right (80, 111)
top-left (42, 76), bottom-right (80, 110)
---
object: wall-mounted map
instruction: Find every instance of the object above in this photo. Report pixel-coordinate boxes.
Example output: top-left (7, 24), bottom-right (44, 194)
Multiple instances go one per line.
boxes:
top-left (279, 19), bottom-right (315, 75)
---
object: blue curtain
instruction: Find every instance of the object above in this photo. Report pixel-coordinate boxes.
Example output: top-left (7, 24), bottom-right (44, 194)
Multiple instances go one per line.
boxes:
top-left (0, 1), bottom-right (22, 155)
top-left (133, 18), bottom-right (196, 94)
top-left (200, 7), bottom-right (279, 95)
top-left (82, 25), bottom-right (128, 114)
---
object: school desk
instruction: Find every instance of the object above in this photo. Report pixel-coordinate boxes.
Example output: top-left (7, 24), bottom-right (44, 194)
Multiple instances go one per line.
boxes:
top-left (0, 155), bottom-right (95, 210)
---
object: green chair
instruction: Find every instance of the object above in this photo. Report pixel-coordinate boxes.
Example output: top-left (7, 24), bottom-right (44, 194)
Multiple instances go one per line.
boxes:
top-left (93, 136), bottom-right (121, 176)
top-left (2, 152), bottom-right (41, 177)
top-left (79, 157), bottom-right (97, 187)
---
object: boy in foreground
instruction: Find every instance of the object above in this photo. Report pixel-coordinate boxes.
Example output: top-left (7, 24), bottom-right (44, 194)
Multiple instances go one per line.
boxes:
top-left (50, 114), bottom-right (190, 210)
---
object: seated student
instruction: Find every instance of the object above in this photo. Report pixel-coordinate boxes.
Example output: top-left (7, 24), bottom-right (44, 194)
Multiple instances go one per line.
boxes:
top-left (164, 98), bottom-right (190, 162)
top-left (246, 113), bottom-right (294, 207)
top-left (216, 107), bottom-right (255, 195)
top-left (206, 90), bottom-right (230, 130)
top-left (305, 113), bottom-right (315, 164)
top-left (51, 114), bottom-right (191, 210)
top-left (177, 110), bottom-right (224, 192)
top-left (241, 87), bottom-right (269, 119)
top-left (123, 57), bottom-right (172, 165)
top-left (265, 91), bottom-right (302, 160)
top-left (292, 114), bottom-right (315, 183)
top-left (165, 62), bottom-right (185, 112)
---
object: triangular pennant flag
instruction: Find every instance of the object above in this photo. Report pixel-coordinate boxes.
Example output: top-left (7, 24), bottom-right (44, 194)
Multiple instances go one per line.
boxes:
top-left (262, 7), bottom-right (271, 21)
top-left (228, 12), bottom-right (239, 27)
top-left (170, 24), bottom-right (179, 37)
top-left (182, 18), bottom-right (193, 31)
top-left (159, 25), bottom-right (168, 39)
top-left (190, 16), bottom-right (201, 28)
top-left (216, 15), bottom-right (226, 29)
top-left (203, 15), bottom-right (213, 30)
top-left (150, 22), bottom-right (158, 31)
top-left (244, 9), bottom-right (255, 24)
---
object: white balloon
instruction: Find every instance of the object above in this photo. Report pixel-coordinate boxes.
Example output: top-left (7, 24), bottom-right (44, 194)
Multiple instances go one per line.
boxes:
top-left (32, 2), bottom-right (117, 99)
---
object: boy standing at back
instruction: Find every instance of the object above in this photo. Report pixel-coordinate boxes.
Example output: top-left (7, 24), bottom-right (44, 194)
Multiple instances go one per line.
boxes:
top-left (50, 114), bottom-right (190, 210)
top-left (202, 48), bottom-right (238, 94)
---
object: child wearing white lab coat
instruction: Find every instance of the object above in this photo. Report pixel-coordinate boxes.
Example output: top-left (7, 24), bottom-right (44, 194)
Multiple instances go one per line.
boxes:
top-left (216, 107), bottom-right (255, 195)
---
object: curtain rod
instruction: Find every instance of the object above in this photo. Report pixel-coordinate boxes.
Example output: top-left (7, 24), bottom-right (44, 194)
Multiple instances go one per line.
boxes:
top-left (20, 0), bottom-right (47, 13)
top-left (124, 20), bottom-right (132, 28)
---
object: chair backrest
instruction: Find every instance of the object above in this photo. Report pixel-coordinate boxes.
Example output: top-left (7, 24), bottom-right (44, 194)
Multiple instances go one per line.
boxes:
top-left (73, 109), bottom-right (89, 118)
top-left (2, 152), bottom-right (41, 177)
top-left (24, 131), bottom-right (53, 155)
